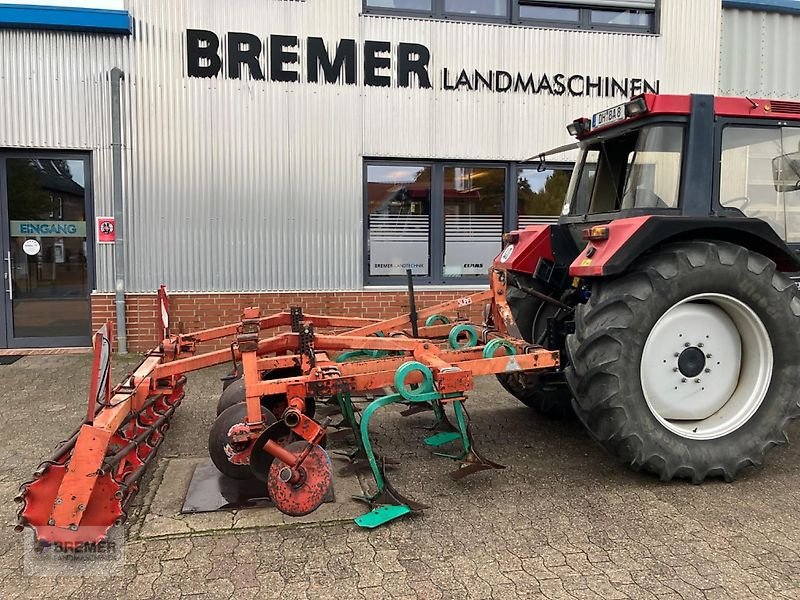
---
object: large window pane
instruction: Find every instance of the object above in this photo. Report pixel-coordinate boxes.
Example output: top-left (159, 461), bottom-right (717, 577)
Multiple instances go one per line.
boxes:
top-left (443, 166), bottom-right (505, 277)
top-left (444, 0), bottom-right (508, 16)
top-left (780, 128), bottom-right (800, 242)
top-left (518, 168), bottom-right (572, 228)
top-left (367, 165), bottom-right (431, 277)
top-left (366, 0), bottom-right (432, 10)
top-left (721, 127), bottom-right (785, 238)
top-left (620, 125), bottom-right (684, 210)
top-left (519, 5), bottom-right (579, 22)
top-left (591, 9), bottom-right (651, 27)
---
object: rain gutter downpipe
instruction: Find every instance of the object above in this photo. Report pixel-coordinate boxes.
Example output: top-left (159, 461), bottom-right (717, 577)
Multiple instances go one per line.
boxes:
top-left (111, 67), bottom-right (127, 353)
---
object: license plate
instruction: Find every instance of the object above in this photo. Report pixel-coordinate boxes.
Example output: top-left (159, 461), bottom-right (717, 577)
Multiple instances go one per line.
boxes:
top-left (591, 103), bottom-right (626, 129)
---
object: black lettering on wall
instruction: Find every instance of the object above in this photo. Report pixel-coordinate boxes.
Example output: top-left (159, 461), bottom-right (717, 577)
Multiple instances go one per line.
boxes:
top-left (514, 73), bottom-right (536, 93)
top-left (187, 29), bottom-right (222, 78)
top-left (442, 67), bottom-right (455, 90)
top-left (552, 73), bottom-right (566, 96)
top-left (475, 70), bottom-right (492, 91)
top-left (364, 40), bottom-right (391, 87)
top-left (586, 76), bottom-right (602, 96)
top-left (397, 43), bottom-right (431, 89)
top-left (495, 71), bottom-right (512, 93)
top-left (228, 32), bottom-right (265, 80)
top-left (567, 75), bottom-right (584, 96)
top-left (271, 34), bottom-right (300, 82)
top-left (644, 79), bottom-right (660, 93)
top-left (307, 37), bottom-right (356, 84)
top-left (611, 78), bottom-right (628, 97)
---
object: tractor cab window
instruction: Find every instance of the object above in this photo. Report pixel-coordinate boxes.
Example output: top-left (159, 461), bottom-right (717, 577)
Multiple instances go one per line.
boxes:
top-left (720, 126), bottom-right (800, 241)
top-left (567, 124), bottom-right (684, 216)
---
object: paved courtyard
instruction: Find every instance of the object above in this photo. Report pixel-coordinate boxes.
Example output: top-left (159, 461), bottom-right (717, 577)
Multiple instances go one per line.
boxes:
top-left (0, 353), bottom-right (799, 599)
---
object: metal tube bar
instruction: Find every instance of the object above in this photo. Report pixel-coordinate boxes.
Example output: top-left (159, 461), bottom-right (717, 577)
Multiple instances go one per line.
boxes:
top-left (110, 67), bottom-right (127, 354)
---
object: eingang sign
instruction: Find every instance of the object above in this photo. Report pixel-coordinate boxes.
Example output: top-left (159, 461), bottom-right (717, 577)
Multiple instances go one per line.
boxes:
top-left (186, 29), bottom-right (660, 98)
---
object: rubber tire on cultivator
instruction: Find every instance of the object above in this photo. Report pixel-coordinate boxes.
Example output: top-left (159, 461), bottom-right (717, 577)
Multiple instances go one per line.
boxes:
top-left (496, 282), bottom-right (575, 419)
top-left (208, 402), bottom-right (277, 480)
top-left (566, 241), bottom-right (800, 482)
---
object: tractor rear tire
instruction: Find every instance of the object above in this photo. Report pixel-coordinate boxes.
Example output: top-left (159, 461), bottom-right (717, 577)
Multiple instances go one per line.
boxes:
top-left (565, 241), bottom-right (800, 482)
top-left (496, 282), bottom-right (575, 419)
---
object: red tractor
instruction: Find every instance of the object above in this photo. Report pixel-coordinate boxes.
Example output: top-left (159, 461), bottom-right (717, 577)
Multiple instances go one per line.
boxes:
top-left (493, 93), bottom-right (800, 483)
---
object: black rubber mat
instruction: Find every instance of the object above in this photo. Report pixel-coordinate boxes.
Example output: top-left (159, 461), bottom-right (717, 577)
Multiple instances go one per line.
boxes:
top-left (181, 460), bottom-right (334, 514)
top-left (0, 356), bottom-right (22, 366)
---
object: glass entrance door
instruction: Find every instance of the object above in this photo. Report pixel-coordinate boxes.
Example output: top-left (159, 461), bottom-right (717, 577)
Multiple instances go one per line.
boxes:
top-left (0, 156), bottom-right (92, 348)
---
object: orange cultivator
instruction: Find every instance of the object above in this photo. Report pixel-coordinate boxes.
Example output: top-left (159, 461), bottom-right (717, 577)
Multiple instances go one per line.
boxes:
top-left (17, 271), bottom-right (560, 543)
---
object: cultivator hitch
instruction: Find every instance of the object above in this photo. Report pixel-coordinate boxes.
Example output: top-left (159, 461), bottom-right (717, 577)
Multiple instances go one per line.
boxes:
top-left (17, 271), bottom-right (559, 543)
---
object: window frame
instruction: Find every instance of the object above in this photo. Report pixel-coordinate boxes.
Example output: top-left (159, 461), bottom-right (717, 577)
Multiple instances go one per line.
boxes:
top-left (362, 1), bottom-right (660, 35)
top-left (713, 119), bottom-right (800, 250)
top-left (364, 158), bottom-right (575, 286)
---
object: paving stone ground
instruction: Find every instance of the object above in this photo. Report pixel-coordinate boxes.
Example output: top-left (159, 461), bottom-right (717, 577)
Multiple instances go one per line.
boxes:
top-left (0, 353), bottom-right (799, 599)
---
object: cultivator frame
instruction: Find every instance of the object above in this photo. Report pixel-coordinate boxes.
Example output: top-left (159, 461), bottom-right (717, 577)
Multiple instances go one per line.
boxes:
top-left (17, 271), bottom-right (559, 544)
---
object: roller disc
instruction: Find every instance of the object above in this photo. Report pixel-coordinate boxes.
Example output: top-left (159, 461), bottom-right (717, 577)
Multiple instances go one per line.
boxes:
top-left (208, 402), bottom-right (276, 480)
top-left (267, 441), bottom-right (332, 517)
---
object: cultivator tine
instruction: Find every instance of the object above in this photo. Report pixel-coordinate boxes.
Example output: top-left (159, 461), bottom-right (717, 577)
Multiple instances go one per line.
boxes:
top-left (450, 448), bottom-right (506, 480)
top-left (399, 403), bottom-right (432, 417)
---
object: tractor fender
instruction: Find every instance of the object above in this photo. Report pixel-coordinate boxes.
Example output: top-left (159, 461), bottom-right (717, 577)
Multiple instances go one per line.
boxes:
top-left (569, 215), bottom-right (800, 277)
top-left (493, 224), bottom-right (554, 274)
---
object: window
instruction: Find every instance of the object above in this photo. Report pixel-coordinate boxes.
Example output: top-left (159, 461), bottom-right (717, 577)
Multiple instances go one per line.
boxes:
top-left (365, 0), bottom-right (432, 11)
top-left (720, 126), bottom-right (800, 242)
top-left (364, 1), bottom-right (658, 33)
top-left (444, 0), bottom-right (508, 17)
top-left (366, 164), bottom-right (432, 277)
top-left (366, 160), bottom-right (574, 284)
top-left (565, 125), bottom-right (683, 216)
top-left (517, 167), bottom-right (572, 227)
top-left (443, 166), bottom-right (506, 277)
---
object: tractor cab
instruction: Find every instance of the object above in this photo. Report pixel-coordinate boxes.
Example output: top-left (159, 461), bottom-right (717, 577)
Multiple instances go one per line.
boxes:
top-left (498, 94), bottom-right (800, 283)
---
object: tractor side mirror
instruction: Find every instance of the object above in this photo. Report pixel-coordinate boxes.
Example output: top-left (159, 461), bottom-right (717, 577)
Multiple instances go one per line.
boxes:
top-left (772, 152), bottom-right (800, 192)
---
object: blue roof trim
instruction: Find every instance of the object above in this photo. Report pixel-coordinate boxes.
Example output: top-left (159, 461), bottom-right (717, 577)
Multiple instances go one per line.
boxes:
top-left (0, 4), bottom-right (131, 34)
top-left (723, 0), bottom-right (800, 15)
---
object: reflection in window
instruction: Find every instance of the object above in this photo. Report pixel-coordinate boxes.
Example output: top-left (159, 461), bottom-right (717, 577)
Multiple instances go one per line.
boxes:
top-left (782, 128), bottom-right (800, 242)
top-left (591, 9), bottom-right (651, 27)
top-left (365, 0), bottom-right (432, 10)
top-left (721, 127), bottom-right (786, 239)
top-left (367, 165), bottom-right (432, 277)
top-left (444, 0), bottom-right (508, 17)
top-left (518, 168), bottom-right (572, 228)
top-left (443, 166), bottom-right (505, 277)
top-left (519, 5), bottom-right (579, 22)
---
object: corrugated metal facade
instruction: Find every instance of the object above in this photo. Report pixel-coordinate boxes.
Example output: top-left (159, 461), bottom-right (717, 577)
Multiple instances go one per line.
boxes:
top-left (0, 0), bottom-right (721, 293)
top-left (719, 7), bottom-right (800, 98)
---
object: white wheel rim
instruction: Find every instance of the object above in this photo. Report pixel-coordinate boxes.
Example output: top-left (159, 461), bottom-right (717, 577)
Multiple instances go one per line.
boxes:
top-left (640, 293), bottom-right (773, 440)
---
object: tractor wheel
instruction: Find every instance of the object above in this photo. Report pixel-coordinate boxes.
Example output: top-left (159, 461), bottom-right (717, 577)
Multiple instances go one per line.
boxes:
top-left (566, 240), bottom-right (800, 482)
top-left (496, 282), bottom-right (574, 419)
top-left (209, 402), bottom-right (277, 480)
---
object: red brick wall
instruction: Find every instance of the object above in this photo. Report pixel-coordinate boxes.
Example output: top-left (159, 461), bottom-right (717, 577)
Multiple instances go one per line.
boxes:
top-left (92, 290), bottom-right (486, 352)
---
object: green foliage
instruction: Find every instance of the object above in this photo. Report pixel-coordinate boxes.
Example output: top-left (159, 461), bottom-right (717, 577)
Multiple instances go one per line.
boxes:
top-left (519, 170), bottom-right (570, 217)
top-left (6, 159), bottom-right (52, 220)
